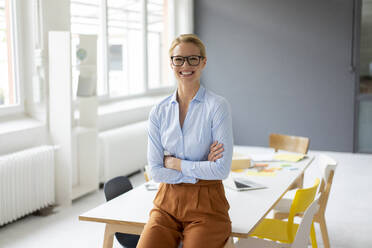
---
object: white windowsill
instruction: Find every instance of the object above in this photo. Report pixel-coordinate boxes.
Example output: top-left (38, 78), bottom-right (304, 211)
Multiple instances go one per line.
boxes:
top-left (98, 94), bottom-right (168, 116)
top-left (74, 93), bottom-right (169, 123)
top-left (0, 114), bottom-right (45, 136)
top-left (0, 94), bottom-right (169, 136)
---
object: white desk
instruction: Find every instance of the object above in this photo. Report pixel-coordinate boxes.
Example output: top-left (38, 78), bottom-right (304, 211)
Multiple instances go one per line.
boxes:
top-left (79, 146), bottom-right (314, 247)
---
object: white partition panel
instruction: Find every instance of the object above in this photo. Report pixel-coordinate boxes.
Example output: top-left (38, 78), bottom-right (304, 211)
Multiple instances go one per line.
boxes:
top-left (48, 31), bottom-right (73, 206)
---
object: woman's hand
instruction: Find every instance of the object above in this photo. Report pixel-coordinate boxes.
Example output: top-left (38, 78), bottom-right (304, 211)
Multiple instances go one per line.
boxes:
top-left (164, 156), bottom-right (181, 171)
top-left (208, 141), bottom-right (224, 162)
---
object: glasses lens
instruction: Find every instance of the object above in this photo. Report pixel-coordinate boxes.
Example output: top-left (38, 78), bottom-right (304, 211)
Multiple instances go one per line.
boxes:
top-left (188, 56), bottom-right (200, 66)
top-left (172, 56), bottom-right (184, 66)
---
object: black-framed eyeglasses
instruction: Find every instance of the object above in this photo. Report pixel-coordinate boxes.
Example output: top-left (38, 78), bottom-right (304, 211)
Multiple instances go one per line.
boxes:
top-left (170, 55), bottom-right (204, 66)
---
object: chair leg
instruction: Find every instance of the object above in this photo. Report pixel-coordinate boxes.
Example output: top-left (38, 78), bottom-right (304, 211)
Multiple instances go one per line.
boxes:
top-left (310, 222), bottom-right (318, 248)
top-left (318, 216), bottom-right (330, 248)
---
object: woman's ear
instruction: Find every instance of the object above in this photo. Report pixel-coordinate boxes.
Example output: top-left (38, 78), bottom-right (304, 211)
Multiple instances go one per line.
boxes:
top-left (201, 57), bottom-right (207, 69)
top-left (170, 58), bottom-right (174, 70)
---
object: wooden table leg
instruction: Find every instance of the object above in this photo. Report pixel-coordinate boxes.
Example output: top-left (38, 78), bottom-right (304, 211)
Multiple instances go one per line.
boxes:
top-left (297, 172), bottom-right (304, 188)
top-left (289, 172), bottom-right (304, 190)
top-left (102, 223), bottom-right (144, 248)
top-left (103, 224), bottom-right (115, 248)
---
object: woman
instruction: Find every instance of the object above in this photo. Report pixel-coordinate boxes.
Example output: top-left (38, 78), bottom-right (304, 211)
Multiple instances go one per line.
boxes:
top-left (137, 34), bottom-right (233, 248)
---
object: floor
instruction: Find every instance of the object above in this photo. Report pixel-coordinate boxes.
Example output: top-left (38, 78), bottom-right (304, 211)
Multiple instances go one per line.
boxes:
top-left (0, 150), bottom-right (371, 248)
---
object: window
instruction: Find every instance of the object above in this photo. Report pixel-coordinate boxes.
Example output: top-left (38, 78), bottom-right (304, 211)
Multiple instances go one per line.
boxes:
top-left (70, 0), bottom-right (101, 98)
top-left (0, 0), bottom-right (19, 109)
top-left (147, 0), bottom-right (171, 89)
top-left (71, 0), bottom-right (172, 100)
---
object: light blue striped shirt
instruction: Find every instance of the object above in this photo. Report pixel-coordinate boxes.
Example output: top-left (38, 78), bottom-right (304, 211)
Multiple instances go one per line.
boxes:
top-left (147, 85), bottom-right (233, 184)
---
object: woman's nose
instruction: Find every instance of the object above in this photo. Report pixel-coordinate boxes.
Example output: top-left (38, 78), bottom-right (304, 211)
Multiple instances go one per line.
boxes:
top-left (181, 61), bottom-right (191, 67)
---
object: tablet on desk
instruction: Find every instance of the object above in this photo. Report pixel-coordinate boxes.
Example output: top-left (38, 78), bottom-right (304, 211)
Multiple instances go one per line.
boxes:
top-left (224, 176), bottom-right (267, 191)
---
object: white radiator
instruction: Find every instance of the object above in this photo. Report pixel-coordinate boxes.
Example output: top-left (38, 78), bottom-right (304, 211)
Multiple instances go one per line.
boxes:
top-left (0, 146), bottom-right (55, 226)
top-left (99, 121), bottom-right (148, 182)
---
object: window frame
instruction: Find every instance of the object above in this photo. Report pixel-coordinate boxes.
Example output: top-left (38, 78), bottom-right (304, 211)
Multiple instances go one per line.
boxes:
top-left (71, 0), bottom-right (175, 105)
top-left (0, 0), bottom-right (23, 117)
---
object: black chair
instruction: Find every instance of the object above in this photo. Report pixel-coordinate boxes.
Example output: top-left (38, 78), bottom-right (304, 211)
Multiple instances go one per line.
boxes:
top-left (103, 176), bottom-right (140, 248)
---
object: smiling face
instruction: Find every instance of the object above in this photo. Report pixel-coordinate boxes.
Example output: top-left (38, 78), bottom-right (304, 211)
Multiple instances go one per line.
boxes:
top-left (170, 42), bottom-right (207, 86)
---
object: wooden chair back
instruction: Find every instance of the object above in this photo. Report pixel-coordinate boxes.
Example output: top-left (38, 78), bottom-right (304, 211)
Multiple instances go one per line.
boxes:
top-left (269, 133), bottom-right (310, 154)
top-left (316, 154), bottom-right (337, 218)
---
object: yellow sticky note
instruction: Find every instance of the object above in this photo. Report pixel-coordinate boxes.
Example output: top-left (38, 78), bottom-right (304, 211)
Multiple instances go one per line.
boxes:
top-left (231, 169), bottom-right (245, 173)
top-left (274, 153), bottom-right (305, 162)
top-left (246, 171), bottom-right (276, 177)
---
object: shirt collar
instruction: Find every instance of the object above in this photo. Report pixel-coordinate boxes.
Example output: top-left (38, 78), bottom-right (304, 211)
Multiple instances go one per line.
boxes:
top-left (170, 85), bottom-right (206, 104)
top-left (193, 85), bottom-right (206, 102)
top-left (170, 89), bottom-right (178, 103)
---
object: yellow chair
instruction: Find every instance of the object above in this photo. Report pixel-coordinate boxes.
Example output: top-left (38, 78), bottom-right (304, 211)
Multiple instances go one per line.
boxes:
top-left (235, 196), bottom-right (320, 248)
top-left (269, 133), bottom-right (310, 154)
top-left (273, 154), bottom-right (337, 248)
top-left (248, 178), bottom-right (320, 247)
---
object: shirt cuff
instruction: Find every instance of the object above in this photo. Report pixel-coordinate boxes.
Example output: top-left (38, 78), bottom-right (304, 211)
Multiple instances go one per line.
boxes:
top-left (182, 176), bottom-right (198, 184)
top-left (181, 159), bottom-right (196, 178)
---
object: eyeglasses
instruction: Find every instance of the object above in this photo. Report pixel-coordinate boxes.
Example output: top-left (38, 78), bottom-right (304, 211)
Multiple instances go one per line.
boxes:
top-left (170, 55), bottom-right (204, 66)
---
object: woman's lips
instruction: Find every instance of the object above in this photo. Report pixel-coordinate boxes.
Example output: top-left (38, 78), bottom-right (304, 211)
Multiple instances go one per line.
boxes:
top-left (179, 71), bottom-right (194, 77)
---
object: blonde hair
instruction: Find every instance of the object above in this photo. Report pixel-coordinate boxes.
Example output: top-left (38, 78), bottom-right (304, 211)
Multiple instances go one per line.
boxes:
top-left (169, 34), bottom-right (206, 57)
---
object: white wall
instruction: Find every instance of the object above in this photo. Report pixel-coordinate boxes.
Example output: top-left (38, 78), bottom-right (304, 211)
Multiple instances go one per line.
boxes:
top-left (195, 0), bottom-right (356, 152)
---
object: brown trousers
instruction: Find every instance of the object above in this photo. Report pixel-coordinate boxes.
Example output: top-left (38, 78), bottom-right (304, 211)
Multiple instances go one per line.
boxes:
top-left (137, 180), bottom-right (231, 248)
